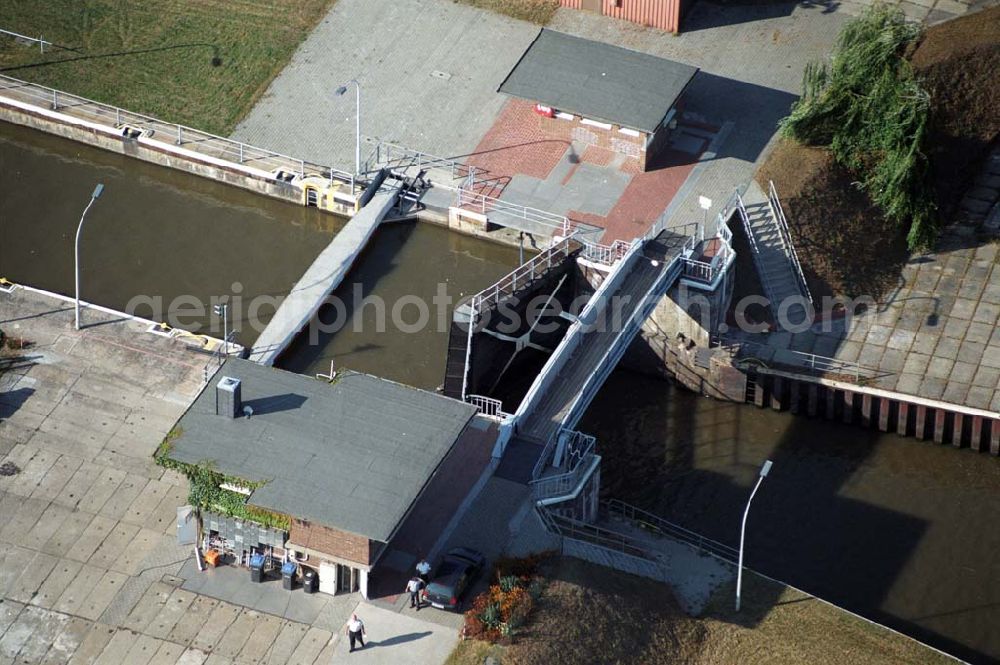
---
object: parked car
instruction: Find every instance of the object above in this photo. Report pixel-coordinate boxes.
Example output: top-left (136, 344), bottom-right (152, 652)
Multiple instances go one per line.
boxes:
top-left (422, 547), bottom-right (485, 611)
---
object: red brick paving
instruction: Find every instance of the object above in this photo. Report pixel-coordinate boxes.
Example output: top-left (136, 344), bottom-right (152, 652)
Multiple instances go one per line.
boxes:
top-left (465, 97), bottom-right (710, 242)
top-left (569, 148), bottom-right (701, 244)
top-left (465, 99), bottom-right (570, 182)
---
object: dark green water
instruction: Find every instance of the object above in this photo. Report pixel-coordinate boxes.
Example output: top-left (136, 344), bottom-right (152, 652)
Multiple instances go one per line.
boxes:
top-left (0, 121), bottom-right (520, 389)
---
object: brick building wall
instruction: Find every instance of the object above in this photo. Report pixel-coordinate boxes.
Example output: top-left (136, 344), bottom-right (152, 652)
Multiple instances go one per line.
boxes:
top-left (289, 519), bottom-right (377, 567)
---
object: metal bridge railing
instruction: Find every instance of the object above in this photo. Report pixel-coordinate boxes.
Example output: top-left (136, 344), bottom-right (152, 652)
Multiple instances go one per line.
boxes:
top-left (362, 140), bottom-right (471, 181)
top-left (457, 187), bottom-right (571, 236)
top-left (682, 240), bottom-right (734, 284)
top-left (467, 237), bottom-right (573, 316)
top-left (537, 507), bottom-right (652, 560)
top-left (711, 334), bottom-right (868, 383)
top-left (530, 427), bottom-right (596, 486)
top-left (603, 499), bottom-right (738, 563)
top-left (465, 394), bottom-right (511, 420)
top-left (768, 180), bottom-right (813, 306)
top-left (581, 239), bottom-right (633, 266)
top-left (0, 74), bottom-right (355, 189)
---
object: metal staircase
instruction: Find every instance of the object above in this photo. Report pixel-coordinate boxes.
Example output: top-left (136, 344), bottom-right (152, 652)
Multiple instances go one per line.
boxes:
top-left (737, 180), bottom-right (813, 328)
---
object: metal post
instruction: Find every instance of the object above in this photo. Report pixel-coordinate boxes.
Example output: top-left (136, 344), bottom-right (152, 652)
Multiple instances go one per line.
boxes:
top-left (239, 143), bottom-right (244, 163)
top-left (52, 89), bottom-right (57, 110)
top-left (736, 460), bottom-right (772, 612)
top-left (176, 124), bottom-right (182, 145)
top-left (74, 184), bottom-right (105, 330)
top-left (39, 35), bottom-right (44, 54)
top-left (116, 108), bottom-right (121, 126)
top-left (299, 159), bottom-right (305, 178)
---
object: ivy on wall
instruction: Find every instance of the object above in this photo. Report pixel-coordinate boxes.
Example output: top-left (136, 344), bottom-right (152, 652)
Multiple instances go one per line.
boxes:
top-left (155, 427), bottom-right (290, 531)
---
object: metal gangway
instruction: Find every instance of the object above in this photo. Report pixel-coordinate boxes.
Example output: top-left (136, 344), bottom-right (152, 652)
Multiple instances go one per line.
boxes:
top-left (490, 222), bottom-right (698, 489)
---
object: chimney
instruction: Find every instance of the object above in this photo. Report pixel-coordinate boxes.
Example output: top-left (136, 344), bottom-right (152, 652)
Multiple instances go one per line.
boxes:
top-left (216, 376), bottom-right (242, 418)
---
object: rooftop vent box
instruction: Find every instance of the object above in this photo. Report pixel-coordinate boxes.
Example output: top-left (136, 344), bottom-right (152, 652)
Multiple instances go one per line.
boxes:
top-left (216, 376), bottom-right (242, 418)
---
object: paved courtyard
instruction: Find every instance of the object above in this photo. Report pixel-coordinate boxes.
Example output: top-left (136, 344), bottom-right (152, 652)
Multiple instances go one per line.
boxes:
top-left (231, 0), bottom-right (540, 170)
top-left (0, 290), bottom-right (458, 664)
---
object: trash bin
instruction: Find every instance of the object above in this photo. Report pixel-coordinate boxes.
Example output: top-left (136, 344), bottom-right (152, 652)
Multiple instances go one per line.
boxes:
top-left (281, 561), bottom-right (297, 590)
top-left (302, 568), bottom-right (317, 594)
top-left (249, 554), bottom-right (265, 583)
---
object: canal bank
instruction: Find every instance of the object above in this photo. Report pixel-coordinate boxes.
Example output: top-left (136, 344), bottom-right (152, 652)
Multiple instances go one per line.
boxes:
top-left (577, 369), bottom-right (1000, 664)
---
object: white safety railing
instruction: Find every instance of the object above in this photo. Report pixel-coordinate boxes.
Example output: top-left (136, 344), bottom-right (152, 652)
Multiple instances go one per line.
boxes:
top-left (683, 240), bottom-right (734, 284)
top-left (530, 427), bottom-right (596, 482)
top-left (768, 180), bottom-right (813, 306)
top-left (581, 239), bottom-right (633, 266)
top-left (0, 29), bottom-right (52, 53)
top-left (363, 140), bottom-right (472, 181)
top-left (465, 394), bottom-right (511, 419)
top-left (0, 74), bottom-right (355, 189)
top-left (457, 186), bottom-right (571, 236)
top-left (603, 499), bottom-right (738, 563)
top-left (711, 334), bottom-right (868, 382)
top-left (468, 237), bottom-right (574, 315)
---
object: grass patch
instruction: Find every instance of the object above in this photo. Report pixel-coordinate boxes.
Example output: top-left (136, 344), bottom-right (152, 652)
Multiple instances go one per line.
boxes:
top-left (0, 0), bottom-right (335, 135)
top-left (452, 556), bottom-right (953, 665)
top-left (451, 0), bottom-right (559, 25)
top-left (779, 4), bottom-right (934, 249)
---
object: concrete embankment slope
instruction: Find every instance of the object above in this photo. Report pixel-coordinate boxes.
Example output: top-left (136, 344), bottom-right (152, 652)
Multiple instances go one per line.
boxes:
top-left (249, 190), bottom-right (398, 365)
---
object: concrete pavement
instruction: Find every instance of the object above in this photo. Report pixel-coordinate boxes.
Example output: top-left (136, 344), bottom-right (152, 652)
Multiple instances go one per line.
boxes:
top-left (0, 289), bottom-right (459, 664)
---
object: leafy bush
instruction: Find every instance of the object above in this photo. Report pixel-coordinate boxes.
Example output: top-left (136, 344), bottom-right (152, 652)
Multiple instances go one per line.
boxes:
top-left (462, 554), bottom-right (549, 643)
top-left (780, 4), bottom-right (936, 248)
top-left (155, 428), bottom-right (290, 530)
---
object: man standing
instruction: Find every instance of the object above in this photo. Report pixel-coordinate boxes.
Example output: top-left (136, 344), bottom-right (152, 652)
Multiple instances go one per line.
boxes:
top-left (416, 558), bottom-right (431, 583)
top-left (346, 613), bottom-right (366, 652)
top-left (405, 577), bottom-right (425, 610)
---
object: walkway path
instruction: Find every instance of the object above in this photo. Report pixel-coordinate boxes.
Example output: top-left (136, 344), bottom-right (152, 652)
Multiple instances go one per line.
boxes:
top-left (249, 189), bottom-right (396, 365)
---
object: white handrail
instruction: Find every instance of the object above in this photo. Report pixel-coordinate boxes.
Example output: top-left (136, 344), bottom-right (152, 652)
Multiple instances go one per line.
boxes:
top-left (0, 74), bottom-right (355, 188)
top-left (768, 180), bottom-right (813, 305)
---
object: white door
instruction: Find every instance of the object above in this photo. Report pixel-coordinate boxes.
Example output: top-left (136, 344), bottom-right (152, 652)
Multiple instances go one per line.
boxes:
top-left (319, 561), bottom-right (337, 595)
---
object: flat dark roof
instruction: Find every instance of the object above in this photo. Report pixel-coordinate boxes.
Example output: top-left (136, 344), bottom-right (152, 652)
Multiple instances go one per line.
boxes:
top-left (167, 359), bottom-right (477, 543)
top-left (499, 29), bottom-right (698, 133)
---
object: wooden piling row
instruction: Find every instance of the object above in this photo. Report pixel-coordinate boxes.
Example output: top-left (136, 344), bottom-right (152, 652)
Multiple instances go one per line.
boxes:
top-left (742, 372), bottom-right (999, 455)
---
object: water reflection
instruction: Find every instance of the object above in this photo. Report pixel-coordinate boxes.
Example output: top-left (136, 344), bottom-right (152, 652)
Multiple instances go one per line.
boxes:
top-left (579, 370), bottom-right (1000, 663)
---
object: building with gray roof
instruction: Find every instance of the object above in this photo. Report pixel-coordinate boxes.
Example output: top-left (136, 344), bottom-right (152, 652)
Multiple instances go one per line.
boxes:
top-left (499, 29), bottom-right (698, 171)
top-left (163, 358), bottom-right (479, 597)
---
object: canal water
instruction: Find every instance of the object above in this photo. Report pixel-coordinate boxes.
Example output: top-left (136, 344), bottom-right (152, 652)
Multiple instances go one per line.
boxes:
top-left (0, 122), bottom-right (520, 389)
top-left (578, 370), bottom-right (1000, 664)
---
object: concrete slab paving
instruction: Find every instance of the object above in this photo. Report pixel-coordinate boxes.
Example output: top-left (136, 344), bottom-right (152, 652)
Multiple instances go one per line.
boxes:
top-left (212, 609), bottom-right (262, 659)
top-left (16, 607), bottom-right (69, 663)
top-left (122, 632), bottom-right (164, 665)
top-left (54, 461), bottom-right (103, 510)
top-left (233, 611), bottom-right (284, 665)
top-left (122, 582), bottom-right (176, 634)
top-left (148, 640), bottom-right (187, 665)
top-left (66, 622), bottom-right (116, 665)
top-left (263, 622), bottom-right (308, 665)
top-left (92, 627), bottom-right (141, 665)
top-left (30, 558), bottom-right (83, 609)
top-left (167, 596), bottom-right (220, 647)
top-left (285, 626), bottom-right (332, 665)
top-left (41, 615), bottom-right (92, 665)
top-left (79, 570), bottom-right (130, 621)
top-left (325, 601), bottom-right (458, 664)
top-left (31, 453), bottom-right (84, 503)
top-left (88, 521), bottom-right (140, 571)
top-left (146, 587), bottom-right (197, 641)
top-left (21, 502), bottom-right (73, 552)
top-left (53, 563), bottom-right (105, 616)
top-left (191, 602), bottom-right (242, 652)
top-left (8, 550), bottom-right (59, 604)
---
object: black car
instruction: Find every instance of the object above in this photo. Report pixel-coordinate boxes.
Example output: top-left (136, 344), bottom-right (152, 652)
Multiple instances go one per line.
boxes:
top-left (422, 547), bottom-right (485, 611)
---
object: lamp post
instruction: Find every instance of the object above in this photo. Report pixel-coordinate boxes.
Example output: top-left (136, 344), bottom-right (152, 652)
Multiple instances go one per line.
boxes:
top-left (736, 459), bottom-right (772, 613)
top-left (334, 79), bottom-right (361, 175)
top-left (74, 183), bottom-right (105, 331)
top-left (213, 303), bottom-right (228, 362)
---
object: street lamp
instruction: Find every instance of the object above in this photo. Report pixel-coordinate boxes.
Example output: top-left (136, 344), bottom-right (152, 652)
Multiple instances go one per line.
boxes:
top-left (334, 79), bottom-right (361, 175)
top-left (74, 183), bottom-right (105, 330)
top-left (736, 459), bottom-right (772, 613)
top-left (213, 303), bottom-right (229, 362)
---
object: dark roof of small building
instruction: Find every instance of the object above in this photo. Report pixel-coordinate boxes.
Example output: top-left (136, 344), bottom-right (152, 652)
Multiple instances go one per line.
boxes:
top-left (498, 29), bottom-right (698, 133)
top-left (167, 359), bottom-right (477, 543)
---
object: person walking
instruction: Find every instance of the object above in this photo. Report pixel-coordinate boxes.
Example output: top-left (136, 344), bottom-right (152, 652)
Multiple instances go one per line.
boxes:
top-left (405, 576), bottom-right (425, 610)
top-left (346, 613), bottom-right (366, 652)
